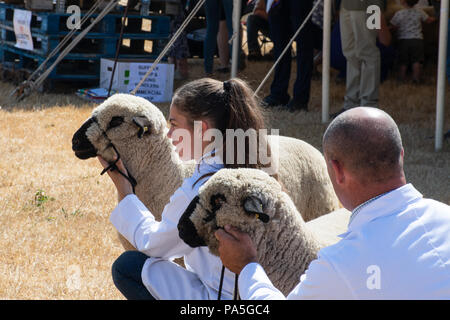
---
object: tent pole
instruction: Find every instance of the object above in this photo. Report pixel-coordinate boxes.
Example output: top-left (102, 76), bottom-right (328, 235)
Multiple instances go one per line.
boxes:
top-left (231, 0), bottom-right (242, 78)
top-left (322, 0), bottom-right (332, 123)
top-left (435, 0), bottom-right (449, 151)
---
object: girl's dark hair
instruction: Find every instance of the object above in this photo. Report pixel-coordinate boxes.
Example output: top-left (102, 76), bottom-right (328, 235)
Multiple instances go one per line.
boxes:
top-left (171, 78), bottom-right (277, 184)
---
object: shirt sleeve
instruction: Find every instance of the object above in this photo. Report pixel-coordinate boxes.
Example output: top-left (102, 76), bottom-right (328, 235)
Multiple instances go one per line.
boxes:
top-left (286, 252), bottom-right (354, 299)
top-left (238, 263), bottom-right (286, 300)
top-left (110, 190), bottom-right (195, 260)
top-left (238, 253), bottom-right (354, 300)
top-left (419, 9), bottom-right (429, 21)
top-left (390, 12), bottom-right (400, 26)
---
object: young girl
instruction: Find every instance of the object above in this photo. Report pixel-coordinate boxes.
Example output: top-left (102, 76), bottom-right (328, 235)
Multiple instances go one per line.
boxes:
top-left (98, 78), bottom-right (270, 300)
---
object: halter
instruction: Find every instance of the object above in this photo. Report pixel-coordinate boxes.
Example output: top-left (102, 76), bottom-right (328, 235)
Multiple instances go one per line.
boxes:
top-left (91, 116), bottom-right (138, 194)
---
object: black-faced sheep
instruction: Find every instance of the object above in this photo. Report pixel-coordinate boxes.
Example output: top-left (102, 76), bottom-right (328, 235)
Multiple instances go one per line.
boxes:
top-left (71, 94), bottom-right (340, 250)
top-left (177, 168), bottom-right (350, 295)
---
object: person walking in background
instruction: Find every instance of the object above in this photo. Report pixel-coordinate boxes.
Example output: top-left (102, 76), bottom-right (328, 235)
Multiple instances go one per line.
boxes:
top-left (331, 12), bottom-right (394, 84)
top-left (263, 0), bottom-right (318, 112)
top-left (390, 0), bottom-right (437, 83)
top-left (334, 0), bottom-right (384, 116)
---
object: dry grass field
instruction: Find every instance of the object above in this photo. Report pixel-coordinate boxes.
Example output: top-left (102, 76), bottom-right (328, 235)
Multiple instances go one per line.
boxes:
top-left (0, 57), bottom-right (449, 299)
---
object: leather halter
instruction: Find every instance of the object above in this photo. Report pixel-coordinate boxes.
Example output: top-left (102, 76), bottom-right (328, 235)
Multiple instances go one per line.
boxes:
top-left (92, 116), bottom-right (137, 194)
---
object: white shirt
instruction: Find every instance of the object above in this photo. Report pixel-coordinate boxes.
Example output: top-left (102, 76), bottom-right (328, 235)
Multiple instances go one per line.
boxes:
top-left (110, 152), bottom-right (236, 299)
top-left (239, 184), bottom-right (450, 299)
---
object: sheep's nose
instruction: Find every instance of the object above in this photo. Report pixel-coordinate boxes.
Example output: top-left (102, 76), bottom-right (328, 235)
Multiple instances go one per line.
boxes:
top-left (178, 196), bottom-right (206, 248)
top-left (72, 136), bottom-right (80, 147)
top-left (72, 118), bottom-right (98, 159)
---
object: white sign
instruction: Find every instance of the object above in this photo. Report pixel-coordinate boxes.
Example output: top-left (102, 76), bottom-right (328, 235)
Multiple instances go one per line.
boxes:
top-left (13, 9), bottom-right (33, 51)
top-left (100, 58), bottom-right (174, 103)
top-left (127, 63), bottom-right (174, 103)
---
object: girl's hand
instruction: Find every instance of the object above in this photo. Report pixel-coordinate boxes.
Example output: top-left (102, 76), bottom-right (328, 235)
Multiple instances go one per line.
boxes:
top-left (98, 156), bottom-right (133, 202)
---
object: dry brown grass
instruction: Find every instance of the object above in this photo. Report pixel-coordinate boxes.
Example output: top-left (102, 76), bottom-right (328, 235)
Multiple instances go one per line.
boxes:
top-left (0, 58), bottom-right (449, 299)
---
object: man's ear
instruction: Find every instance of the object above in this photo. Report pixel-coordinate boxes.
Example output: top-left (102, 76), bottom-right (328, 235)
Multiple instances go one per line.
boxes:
top-left (330, 159), bottom-right (345, 184)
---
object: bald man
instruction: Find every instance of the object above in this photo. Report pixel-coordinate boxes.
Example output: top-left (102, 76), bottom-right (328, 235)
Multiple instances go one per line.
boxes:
top-left (215, 107), bottom-right (450, 299)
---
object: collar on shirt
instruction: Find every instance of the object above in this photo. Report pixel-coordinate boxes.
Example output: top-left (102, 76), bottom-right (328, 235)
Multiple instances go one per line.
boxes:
top-left (339, 184), bottom-right (423, 238)
top-left (194, 149), bottom-right (224, 175)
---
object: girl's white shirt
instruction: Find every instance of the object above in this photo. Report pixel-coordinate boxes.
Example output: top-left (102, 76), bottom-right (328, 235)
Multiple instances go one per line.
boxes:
top-left (109, 152), bottom-right (235, 299)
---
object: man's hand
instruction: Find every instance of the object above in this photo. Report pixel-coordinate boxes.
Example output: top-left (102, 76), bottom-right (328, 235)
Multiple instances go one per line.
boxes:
top-left (215, 225), bottom-right (258, 275)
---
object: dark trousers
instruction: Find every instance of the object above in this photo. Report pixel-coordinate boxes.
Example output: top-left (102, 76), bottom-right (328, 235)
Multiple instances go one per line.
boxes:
top-left (246, 14), bottom-right (270, 54)
top-left (268, 0), bottom-right (315, 105)
top-left (111, 251), bottom-right (155, 300)
top-left (204, 0), bottom-right (234, 74)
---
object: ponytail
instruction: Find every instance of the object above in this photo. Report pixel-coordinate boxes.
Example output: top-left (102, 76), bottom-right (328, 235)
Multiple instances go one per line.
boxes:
top-left (171, 78), bottom-right (278, 183)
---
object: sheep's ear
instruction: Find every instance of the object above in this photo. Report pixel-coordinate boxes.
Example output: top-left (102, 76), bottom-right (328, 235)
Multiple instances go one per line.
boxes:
top-left (243, 196), bottom-right (270, 223)
top-left (132, 116), bottom-right (152, 138)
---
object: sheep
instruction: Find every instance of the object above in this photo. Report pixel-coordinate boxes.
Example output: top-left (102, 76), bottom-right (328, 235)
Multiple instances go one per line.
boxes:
top-left (177, 168), bottom-right (350, 296)
top-left (71, 93), bottom-right (340, 250)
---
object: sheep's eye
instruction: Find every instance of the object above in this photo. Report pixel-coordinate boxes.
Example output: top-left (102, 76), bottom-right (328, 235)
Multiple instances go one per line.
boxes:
top-left (203, 194), bottom-right (226, 223)
top-left (210, 194), bottom-right (226, 211)
top-left (108, 116), bottom-right (124, 129)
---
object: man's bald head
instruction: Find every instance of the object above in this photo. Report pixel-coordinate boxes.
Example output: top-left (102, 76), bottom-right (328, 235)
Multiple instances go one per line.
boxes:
top-left (323, 107), bottom-right (404, 183)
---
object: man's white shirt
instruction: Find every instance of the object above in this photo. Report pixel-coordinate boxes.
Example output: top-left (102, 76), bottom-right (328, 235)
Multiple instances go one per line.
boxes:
top-left (239, 184), bottom-right (450, 299)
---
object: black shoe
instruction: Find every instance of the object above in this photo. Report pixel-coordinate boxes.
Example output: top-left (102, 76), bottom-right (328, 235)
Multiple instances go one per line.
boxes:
top-left (262, 95), bottom-right (290, 108)
top-left (287, 99), bottom-right (308, 113)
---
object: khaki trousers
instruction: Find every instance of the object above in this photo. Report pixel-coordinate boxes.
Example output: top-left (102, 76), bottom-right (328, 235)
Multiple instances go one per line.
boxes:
top-left (340, 8), bottom-right (380, 109)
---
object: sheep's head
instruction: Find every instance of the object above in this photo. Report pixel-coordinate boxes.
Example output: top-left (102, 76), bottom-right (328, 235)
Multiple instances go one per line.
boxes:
top-left (72, 94), bottom-right (167, 162)
top-left (178, 168), bottom-right (297, 256)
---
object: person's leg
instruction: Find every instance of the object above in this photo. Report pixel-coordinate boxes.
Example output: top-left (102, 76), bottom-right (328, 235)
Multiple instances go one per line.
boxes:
top-left (222, 0), bottom-right (245, 70)
top-left (141, 257), bottom-right (230, 300)
top-left (266, 2), bottom-right (291, 105)
top-left (411, 39), bottom-right (425, 83)
top-left (177, 58), bottom-right (189, 78)
top-left (398, 64), bottom-right (407, 82)
top-left (289, 0), bottom-right (315, 109)
top-left (396, 40), bottom-right (409, 82)
top-left (204, 0), bottom-right (221, 74)
top-left (340, 8), bottom-right (360, 110)
top-left (217, 19), bottom-right (230, 70)
top-left (352, 11), bottom-right (380, 107)
top-left (412, 62), bottom-right (422, 83)
top-left (330, 20), bottom-right (347, 81)
top-left (111, 251), bottom-right (155, 300)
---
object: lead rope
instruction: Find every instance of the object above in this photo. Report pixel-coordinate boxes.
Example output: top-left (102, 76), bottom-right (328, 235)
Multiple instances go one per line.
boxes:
top-left (217, 265), bottom-right (225, 300)
top-left (100, 144), bottom-right (137, 194)
top-left (234, 273), bottom-right (240, 300)
top-left (217, 265), bottom-right (240, 300)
